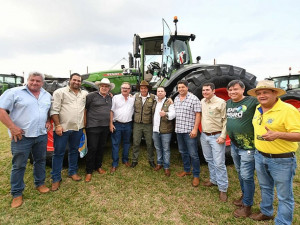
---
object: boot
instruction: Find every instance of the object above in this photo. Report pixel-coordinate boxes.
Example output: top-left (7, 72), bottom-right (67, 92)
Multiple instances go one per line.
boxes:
top-left (233, 195), bottom-right (243, 207)
top-left (233, 204), bottom-right (252, 218)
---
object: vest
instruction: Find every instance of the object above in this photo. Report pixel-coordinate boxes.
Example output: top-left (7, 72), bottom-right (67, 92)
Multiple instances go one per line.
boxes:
top-left (134, 93), bottom-right (155, 124)
top-left (153, 99), bottom-right (175, 134)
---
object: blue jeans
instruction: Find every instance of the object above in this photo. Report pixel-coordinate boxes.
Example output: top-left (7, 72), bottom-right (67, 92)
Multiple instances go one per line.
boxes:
top-left (254, 150), bottom-right (297, 225)
top-left (111, 122), bottom-right (132, 167)
top-left (10, 135), bottom-right (47, 198)
top-left (51, 129), bottom-right (83, 183)
top-left (176, 133), bottom-right (200, 177)
top-left (152, 132), bottom-right (172, 169)
top-left (231, 143), bottom-right (255, 206)
top-left (200, 133), bottom-right (228, 192)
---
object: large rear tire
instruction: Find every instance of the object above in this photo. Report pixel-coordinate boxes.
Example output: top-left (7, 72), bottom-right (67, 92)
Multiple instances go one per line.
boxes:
top-left (280, 91), bottom-right (300, 109)
top-left (182, 64), bottom-right (257, 163)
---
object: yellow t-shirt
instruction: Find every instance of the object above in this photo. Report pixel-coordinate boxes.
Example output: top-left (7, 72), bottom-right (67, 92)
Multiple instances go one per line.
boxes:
top-left (252, 99), bottom-right (300, 154)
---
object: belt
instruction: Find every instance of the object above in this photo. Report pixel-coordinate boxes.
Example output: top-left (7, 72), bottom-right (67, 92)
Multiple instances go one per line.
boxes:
top-left (258, 150), bottom-right (295, 158)
top-left (114, 121), bottom-right (132, 124)
top-left (203, 131), bottom-right (221, 136)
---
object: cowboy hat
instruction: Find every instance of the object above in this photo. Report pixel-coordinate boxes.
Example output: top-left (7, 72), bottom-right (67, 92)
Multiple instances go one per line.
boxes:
top-left (95, 78), bottom-right (115, 90)
top-left (247, 80), bottom-right (286, 97)
top-left (136, 80), bottom-right (152, 91)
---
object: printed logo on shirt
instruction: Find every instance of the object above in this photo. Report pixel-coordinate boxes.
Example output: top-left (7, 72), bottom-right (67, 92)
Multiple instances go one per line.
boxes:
top-left (227, 105), bottom-right (247, 119)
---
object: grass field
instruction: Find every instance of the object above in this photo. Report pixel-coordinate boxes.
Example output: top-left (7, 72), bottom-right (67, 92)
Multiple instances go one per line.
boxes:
top-left (0, 123), bottom-right (299, 225)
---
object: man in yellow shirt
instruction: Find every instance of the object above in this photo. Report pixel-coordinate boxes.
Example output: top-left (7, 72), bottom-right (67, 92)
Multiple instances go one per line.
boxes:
top-left (247, 80), bottom-right (300, 224)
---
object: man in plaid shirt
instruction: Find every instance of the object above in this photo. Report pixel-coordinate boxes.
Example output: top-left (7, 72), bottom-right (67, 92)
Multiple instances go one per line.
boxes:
top-left (174, 80), bottom-right (201, 187)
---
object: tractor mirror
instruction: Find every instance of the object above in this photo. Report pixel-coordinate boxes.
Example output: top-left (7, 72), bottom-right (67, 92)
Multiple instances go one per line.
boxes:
top-left (133, 34), bottom-right (140, 58)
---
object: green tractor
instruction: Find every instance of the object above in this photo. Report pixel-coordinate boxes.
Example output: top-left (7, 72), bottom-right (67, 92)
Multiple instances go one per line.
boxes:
top-left (0, 74), bottom-right (24, 95)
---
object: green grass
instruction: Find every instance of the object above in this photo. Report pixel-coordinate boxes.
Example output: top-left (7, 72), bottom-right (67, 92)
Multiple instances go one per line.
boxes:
top-left (0, 123), bottom-right (299, 224)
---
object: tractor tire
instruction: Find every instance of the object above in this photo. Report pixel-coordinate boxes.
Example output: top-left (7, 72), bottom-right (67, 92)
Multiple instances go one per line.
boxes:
top-left (181, 64), bottom-right (257, 163)
top-left (280, 91), bottom-right (300, 109)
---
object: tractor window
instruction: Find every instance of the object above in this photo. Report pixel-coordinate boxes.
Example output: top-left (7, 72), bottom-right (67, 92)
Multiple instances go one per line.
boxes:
top-left (0, 76), bottom-right (3, 82)
top-left (273, 76), bottom-right (300, 90)
top-left (16, 77), bottom-right (23, 85)
top-left (4, 77), bottom-right (16, 84)
top-left (171, 40), bottom-right (190, 65)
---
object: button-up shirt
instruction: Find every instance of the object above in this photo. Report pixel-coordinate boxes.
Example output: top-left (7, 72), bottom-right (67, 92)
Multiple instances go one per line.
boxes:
top-left (111, 94), bottom-right (135, 123)
top-left (174, 92), bottom-right (201, 133)
top-left (50, 86), bottom-right (88, 131)
top-left (201, 95), bottom-right (227, 139)
top-left (0, 86), bottom-right (51, 137)
top-left (153, 97), bottom-right (175, 132)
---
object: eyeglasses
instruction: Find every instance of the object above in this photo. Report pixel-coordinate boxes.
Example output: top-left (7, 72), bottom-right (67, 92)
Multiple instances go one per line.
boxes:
top-left (121, 87), bottom-right (130, 90)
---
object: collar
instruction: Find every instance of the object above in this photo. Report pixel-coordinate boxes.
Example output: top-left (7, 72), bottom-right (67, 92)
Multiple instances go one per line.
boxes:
top-left (139, 92), bottom-right (150, 98)
top-left (204, 95), bottom-right (216, 103)
top-left (156, 96), bottom-right (166, 103)
top-left (257, 98), bottom-right (282, 114)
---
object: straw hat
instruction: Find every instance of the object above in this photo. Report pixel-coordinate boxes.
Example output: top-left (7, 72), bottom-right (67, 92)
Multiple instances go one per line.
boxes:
top-left (95, 78), bottom-right (115, 90)
top-left (247, 80), bottom-right (286, 97)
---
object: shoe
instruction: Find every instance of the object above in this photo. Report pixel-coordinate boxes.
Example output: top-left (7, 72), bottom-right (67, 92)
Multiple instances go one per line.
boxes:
top-left (192, 177), bottom-right (200, 187)
top-left (249, 212), bottom-right (274, 221)
top-left (36, 185), bottom-right (50, 194)
top-left (202, 180), bottom-right (217, 187)
top-left (51, 181), bottom-right (61, 191)
top-left (97, 168), bottom-right (106, 174)
top-left (164, 169), bottom-right (171, 177)
top-left (234, 204), bottom-right (252, 218)
top-left (123, 162), bottom-right (131, 167)
top-left (11, 196), bottom-right (23, 208)
top-left (233, 195), bottom-right (243, 207)
top-left (130, 162), bottom-right (138, 168)
top-left (68, 174), bottom-right (82, 181)
top-left (219, 191), bottom-right (228, 202)
top-left (149, 161), bottom-right (156, 168)
top-left (110, 167), bottom-right (117, 173)
top-left (154, 165), bottom-right (163, 171)
top-left (176, 171), bottom-right (192, 177)
top-left (85, 174), bottom-right (92, 182)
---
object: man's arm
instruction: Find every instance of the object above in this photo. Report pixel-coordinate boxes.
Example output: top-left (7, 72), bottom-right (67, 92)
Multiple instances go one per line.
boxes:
top-left (190, 112), bottom-right (200, 138)
top-left (262, 126), bottom-right (300, 142)
top-left (51, 114), bottom-right (63, 136)
top-left (109, 111), bottom-right (115, 133)
top-left (0, 108), bottom-right (23, 142)
top-left (217, 101), bottom-right (227, 144)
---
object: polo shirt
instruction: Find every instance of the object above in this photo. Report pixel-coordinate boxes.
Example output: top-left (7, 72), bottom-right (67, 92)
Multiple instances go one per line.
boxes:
top-left (174, 92), bottom-right (201, 133)
top-left (0, 86), bottom-right (51, 137)
top-left (252, 98), bottom-right (300, 154)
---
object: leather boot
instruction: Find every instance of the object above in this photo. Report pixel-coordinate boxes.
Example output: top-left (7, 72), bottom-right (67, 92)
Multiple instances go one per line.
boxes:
top-left (233, 195), bottom-right (243, 206)
top-left (233, 204), bottom-right (252, 218)
top-left (249, 212), bottom-right (274, 221)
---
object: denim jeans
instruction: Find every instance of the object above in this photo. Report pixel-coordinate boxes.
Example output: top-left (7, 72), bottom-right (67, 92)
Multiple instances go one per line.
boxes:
top-left (176, 133), bottom-right (200, 177)
top-left (10, 134), bottom-right (47, 197)
top-left (254, 150), bottom-right (297, 225)
top-left (51, 129), bottom-right (83, 183)
top-left (231, 143), bottom-right (255, 206)
top-left (111, 122), bottom-right (132, 167)
top-left (200, 132), bottom-right (228, 192)
top-left (152, 132), bottom-right (172, 169)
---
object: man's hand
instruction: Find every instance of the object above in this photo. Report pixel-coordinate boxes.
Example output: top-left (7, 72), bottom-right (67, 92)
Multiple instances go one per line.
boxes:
top-left (45, 121), bottom-right (51, 132)
top-left (189, 128), bottom-right (197, 139)
top-left (166, 98), bottom-right (173, 105)
top-left (9, 125), bottom-right (24, 142)
top-left (262, 126), bottom-right (278, 141)
top-left (110, 124), bottom-right (115, 133)
top-left (159, 110), bottom-right (166, 117)
top-left (55, 125), bottom-right (63, 136)
top-left (216, 137), bottom-right (225, 144)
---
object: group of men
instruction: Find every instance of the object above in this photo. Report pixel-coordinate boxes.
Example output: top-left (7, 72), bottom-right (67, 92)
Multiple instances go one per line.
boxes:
top-left (0, 72), bottom-right (299, 225)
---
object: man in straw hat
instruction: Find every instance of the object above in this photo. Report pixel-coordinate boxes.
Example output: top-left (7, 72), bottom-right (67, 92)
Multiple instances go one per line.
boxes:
top-left (130, 80), bottom-right (156, 168)
top-left (247, 80), bottom-right (300, 224)
top-left (84, 78), bottom-right (115, 182)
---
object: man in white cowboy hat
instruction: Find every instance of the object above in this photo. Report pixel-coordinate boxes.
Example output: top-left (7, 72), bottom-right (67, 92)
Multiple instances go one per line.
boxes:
top-left (247, 80), bottom-right (300, 224)
top-left (84, 78), bottom-right (115, 182)
top-left (51, 73), bottom-right (88, 191)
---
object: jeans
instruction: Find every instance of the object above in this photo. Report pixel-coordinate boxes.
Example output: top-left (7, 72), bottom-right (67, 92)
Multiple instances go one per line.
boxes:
top-left (111, 122), bottom-right (132, 167)
top-left (254, 150), bottom-right (297, 225)
top-left (132, 123), bottom-right (154, 162)
top-left (152, 132), bottom-right (172, 169)
top-left (86, 126), bottom-right (110, 173)
top-left (10, 135), bottom-right (47, 197)
top-left (51, 129), bottom-right (83, 183)
top-left (231, 143), bottom-right (255, 206)
top-left (176, 133), bottom-right (200, 177)
top-left (200, 132), bottom-right (228, 192)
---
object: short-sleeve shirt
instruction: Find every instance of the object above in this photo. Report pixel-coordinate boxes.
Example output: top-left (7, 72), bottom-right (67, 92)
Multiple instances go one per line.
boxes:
top-left (85, 91), bottom-right (112, 128)
top-left (252, 98), bottom-right (300, 154)
top-left (174, 92), bottom-right (201, 133)
top-left (0, 86), bottom-right (51, 137)
top-left (226, 96), bottom-right (258, 150)
top-left (50, 86), bottom-right (88, 131)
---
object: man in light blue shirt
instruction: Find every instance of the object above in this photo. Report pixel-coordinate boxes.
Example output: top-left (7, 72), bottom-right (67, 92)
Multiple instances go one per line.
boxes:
top-left (0, 72), bottom-right (51, 208)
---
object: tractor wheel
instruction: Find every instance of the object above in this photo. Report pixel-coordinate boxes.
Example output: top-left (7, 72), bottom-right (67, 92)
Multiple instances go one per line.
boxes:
top-left (182, 64), bottom-right (257, 163)
top-left (280, 91), bottom-right (300, 109)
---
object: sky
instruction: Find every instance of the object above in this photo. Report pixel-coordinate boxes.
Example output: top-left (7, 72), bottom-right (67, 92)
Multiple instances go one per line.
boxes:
top-left (0, 0), bottom-right (299, 81)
